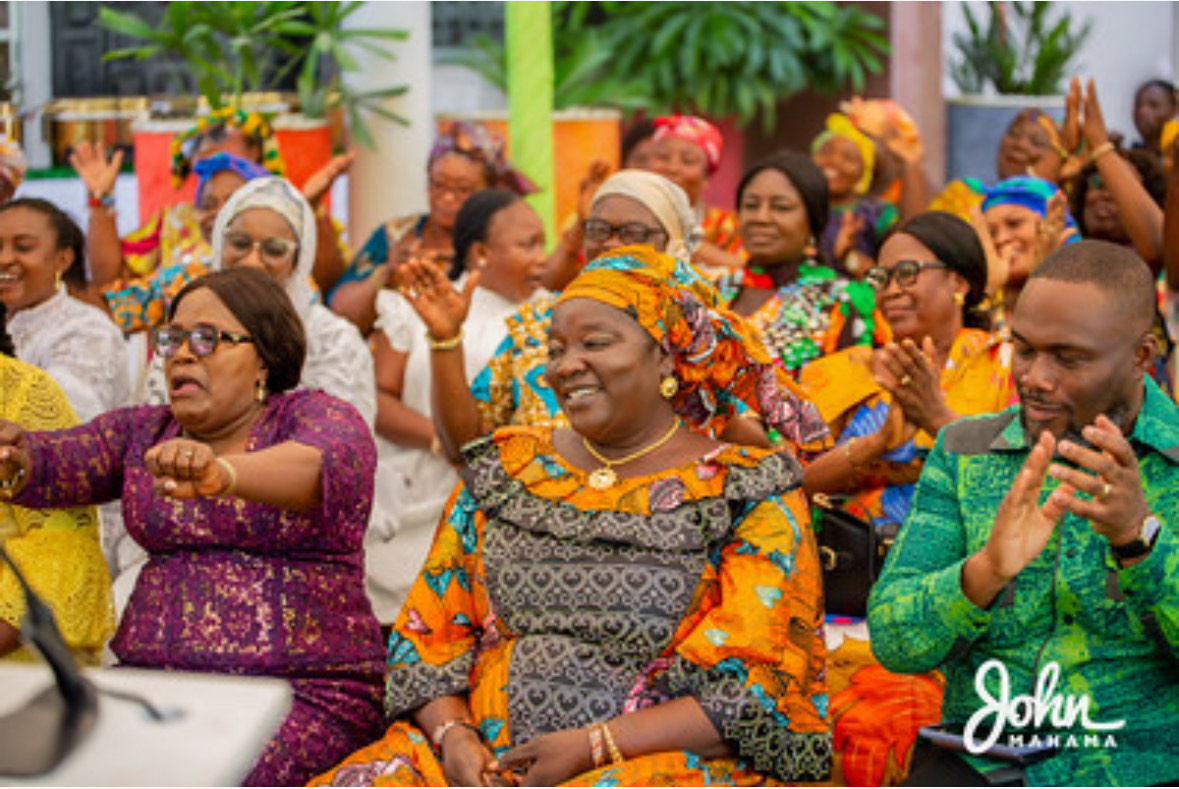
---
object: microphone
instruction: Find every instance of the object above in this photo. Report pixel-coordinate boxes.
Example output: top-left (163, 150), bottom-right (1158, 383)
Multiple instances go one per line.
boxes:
top-left (0, 541), bottom-right (98, 776)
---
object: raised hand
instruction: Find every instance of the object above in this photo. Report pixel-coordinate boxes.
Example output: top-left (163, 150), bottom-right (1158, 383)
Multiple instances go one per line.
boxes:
top-left (68, 141), bottom-right (123, 197)
top-left (577, 160), bottom-right (612, 222)
top-left (143, 438), bottom-right (232, 499)
top-left (1031, 192), bottom-right (1074, 270)
top-left (398, 257), bottom-right (479, 343)
top-left (1080, 77), bottom-right (1113, 152)
top-left (301, 151), bottom-right (356, 207)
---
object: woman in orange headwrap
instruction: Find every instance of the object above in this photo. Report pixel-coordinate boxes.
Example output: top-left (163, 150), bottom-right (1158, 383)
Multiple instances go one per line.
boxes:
top-left (312, 247), bottom-right (831, 787)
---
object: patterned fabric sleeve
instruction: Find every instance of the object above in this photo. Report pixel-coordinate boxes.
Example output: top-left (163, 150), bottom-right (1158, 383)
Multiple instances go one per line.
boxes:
top-left (657, 489), bottom-right (832, 782)
top-left (15, 407), bottom-right (144, 510)
top-left (383, 486), bottom-right (484, 718)
top-left (471, 332), bottom-right (518, 429)
top-left (867, 432), bottom-right (995, 673)
top-left (103, 259), bottom-right (209, 334)
top-left (277, 391), bottom-right (376, 549)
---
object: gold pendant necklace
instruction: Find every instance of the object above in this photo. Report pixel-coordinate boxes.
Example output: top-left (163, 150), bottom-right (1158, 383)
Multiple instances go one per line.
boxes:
top-left (581, 419), bottom-right (681, 491)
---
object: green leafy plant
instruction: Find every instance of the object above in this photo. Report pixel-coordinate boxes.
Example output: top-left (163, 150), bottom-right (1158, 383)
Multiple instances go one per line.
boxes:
top-left (98, 1), bottom-right (410, 146)
top-left (950, 1), bottom-right (1092, 95)
top-left (445, 1), bottom-right (889, 131)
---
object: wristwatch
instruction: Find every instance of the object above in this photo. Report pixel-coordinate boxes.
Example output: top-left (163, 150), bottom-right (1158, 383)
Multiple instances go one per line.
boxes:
top-left (1111, 514), bottom-right (1162, 562)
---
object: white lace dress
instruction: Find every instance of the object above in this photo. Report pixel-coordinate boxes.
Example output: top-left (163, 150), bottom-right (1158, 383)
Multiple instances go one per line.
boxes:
top-left (367, 282), bottom-right (539, 623)
top-left (8, 288), bottom-right (130, 423)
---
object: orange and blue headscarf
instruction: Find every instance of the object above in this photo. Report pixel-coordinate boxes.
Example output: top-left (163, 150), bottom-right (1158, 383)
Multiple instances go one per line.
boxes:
top-left (557, 246), bottom-right (830, 455)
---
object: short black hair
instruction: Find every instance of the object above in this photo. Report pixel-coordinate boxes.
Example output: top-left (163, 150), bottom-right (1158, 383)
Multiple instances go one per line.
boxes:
top-left (168, 267), bottom-right (306, 393)
top-left (735, 152), bottom-right (830, 255)
top-left (621, 117), bottom-right (656, 164)
top-left (1136, 79), bottom-right (1177, 105)
top-left (1030, 240), bottom-right (1156, 336)
top-left (0, 198), bottom-right (88, 288)
top-left (883, 211), bottom-right (990, 329)
top-left (450, 189), bottom-right (521, 280)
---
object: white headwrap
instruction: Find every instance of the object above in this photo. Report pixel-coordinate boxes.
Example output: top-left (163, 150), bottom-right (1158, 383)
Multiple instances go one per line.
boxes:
top-left (589, 169), bottom-right (702, 259)
top-left (210, 176), bottom-right (317, 323)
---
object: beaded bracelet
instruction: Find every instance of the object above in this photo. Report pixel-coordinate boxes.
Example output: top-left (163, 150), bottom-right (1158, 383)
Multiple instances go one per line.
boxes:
top-left (588, 724), bottom-right (607, 769)
top-left (600, 722), bottom-right (625, 764)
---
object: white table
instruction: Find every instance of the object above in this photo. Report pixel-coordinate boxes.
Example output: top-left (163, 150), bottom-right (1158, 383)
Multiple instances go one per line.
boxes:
top-left (0, 663), bottom-right (291, 786)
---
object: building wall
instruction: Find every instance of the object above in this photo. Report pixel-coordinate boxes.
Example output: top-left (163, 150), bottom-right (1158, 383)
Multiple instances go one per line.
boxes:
top-left (941, 1), bottom-right (1176, 147)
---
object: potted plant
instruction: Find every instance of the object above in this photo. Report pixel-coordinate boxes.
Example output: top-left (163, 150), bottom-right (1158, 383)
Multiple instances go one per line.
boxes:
top-left (443, 1), bottom-right (889, 214)
top-left (945, 0), bottom-right (1093, 182)
top-left (96, 1), bottom-right (410, 220)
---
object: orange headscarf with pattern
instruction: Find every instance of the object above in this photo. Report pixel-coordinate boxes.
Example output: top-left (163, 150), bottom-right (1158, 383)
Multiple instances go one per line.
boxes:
top-left (557, 246), bottom-right (830, 454)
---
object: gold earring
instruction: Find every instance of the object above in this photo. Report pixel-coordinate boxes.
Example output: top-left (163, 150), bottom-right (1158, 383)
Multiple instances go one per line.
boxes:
top-left (54, 270), bottom-right (63, 289)
top-left (660, 376), bottom-right (678, 399)
top-left (953, 292), bottom-right (966, 306)
top-left (255, 380), bottom-right (267, 404)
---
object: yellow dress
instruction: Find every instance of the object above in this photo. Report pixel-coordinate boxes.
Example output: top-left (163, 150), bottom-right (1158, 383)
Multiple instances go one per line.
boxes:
top-left (0, 355), bottom-right (114, 665)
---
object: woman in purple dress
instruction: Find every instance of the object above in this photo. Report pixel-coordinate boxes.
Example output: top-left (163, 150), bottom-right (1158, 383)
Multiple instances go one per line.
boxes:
top-left (0, 266), bottom-right (385, 786)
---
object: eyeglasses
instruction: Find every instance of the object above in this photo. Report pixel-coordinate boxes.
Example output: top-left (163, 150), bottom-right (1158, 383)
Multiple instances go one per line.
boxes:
top-left (864, 260), bottom-right (948, 292)
top-left (223, 231), bottom-right (298, 265)
top-left (583, 219), bottom-right (668, 246)
top-left (153, 323), bottom-right (255, 359)
top-left (428, 179), bottom-right (479, 201)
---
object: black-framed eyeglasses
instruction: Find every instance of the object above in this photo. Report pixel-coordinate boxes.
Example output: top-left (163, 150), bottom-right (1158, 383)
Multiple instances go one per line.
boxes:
top-left (864, 260), bottom-right (948, 292)
top-left (223, 231), bottom-right (298, 265)
top-left (153, 323), bottom-right (255, 359)
top-left (583, 218), bottom-right (668, 246)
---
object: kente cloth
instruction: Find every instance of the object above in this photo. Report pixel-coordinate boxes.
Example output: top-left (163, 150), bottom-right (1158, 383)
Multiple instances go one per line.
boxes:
top-left (311, 425), bottom-right (831, 786)
top-left (0, 354), bottom-right (113, 666)
top-left (12, 389), bottom-right (386, 785)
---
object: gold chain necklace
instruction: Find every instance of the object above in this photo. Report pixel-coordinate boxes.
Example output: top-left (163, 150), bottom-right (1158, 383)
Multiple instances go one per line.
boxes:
top-left (581, 419), bottom-right (681, 491)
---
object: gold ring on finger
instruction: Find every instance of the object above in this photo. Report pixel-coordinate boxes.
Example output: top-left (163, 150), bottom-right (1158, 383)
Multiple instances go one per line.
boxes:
top-left (1099, 481), bottom-right (1111, 501)
top-left (900, 374), bottom-right (912, 386)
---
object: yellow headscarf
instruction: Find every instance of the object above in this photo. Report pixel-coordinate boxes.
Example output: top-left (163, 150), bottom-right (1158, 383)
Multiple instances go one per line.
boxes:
top-left (812, 113), bottom-right (875, 195)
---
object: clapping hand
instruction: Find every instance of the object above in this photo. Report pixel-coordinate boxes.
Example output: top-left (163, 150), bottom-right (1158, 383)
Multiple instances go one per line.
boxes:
top-left (1047, 415), bottom-right (1151, 549)
top-left (874, 337), bottom-right (955, 436)
top-left (144, 438), bottom-right (231, 499)
top-left (301, 151), bottom-right (356, 207)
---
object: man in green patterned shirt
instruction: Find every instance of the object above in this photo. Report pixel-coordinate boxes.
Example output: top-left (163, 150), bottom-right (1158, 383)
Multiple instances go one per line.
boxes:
top-left (869, 241), bottom-right (1178, 786)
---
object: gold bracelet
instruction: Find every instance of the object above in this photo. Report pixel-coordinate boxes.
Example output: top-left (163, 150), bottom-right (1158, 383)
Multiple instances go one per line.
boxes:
top-left (843, 437), bottom-right (859, 467)
top-left (430, 717), bottom-right (479, 752)
top-left (588, 724), bottom-right (607, 769)
top-left (425, 329), bottom-right (464, 351)
top-left (600, 722), bottom-right (625, 764)
top-left (214, 457), bottom-right (238, 497)
top-left (1089, 141), bottom-right (1116, 164)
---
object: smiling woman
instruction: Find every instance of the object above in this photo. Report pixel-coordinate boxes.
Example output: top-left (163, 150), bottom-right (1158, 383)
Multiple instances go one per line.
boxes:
top-left (0, 199), bottom-right (129, 423)
top-left (0, 266), bottom-right (385, 785)
top-left (313, 246), bottom-right (831, 788)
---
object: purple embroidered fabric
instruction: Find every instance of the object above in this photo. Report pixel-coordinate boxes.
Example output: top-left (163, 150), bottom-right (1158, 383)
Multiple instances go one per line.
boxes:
top-left (16, 389), bottom-right (386, 785)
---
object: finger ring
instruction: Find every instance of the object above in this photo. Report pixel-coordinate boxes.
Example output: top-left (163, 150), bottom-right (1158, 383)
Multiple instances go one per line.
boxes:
top-left (1099, 482), bottom-right (1111, 500)
top-left (900, 374), bottom-right (912, 386)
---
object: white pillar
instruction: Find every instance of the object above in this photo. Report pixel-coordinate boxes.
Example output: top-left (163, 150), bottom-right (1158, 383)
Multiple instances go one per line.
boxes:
top-left (12, 1), bottom-right (53, 170)
top-left (344, 1), bottom-right (434, 245)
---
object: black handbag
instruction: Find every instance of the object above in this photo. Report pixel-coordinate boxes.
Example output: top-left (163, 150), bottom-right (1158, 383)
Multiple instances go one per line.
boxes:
top-left (811, 492), bottom-right (898, 617)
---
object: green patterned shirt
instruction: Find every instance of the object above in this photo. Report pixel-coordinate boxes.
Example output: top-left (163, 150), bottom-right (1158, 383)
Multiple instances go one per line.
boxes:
top-left (868, 377), bottom-right (1179, 786)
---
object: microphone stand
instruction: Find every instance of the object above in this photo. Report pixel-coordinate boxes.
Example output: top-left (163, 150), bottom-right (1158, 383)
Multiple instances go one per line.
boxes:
top-left (0, 542), bottom-right (98, 776)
